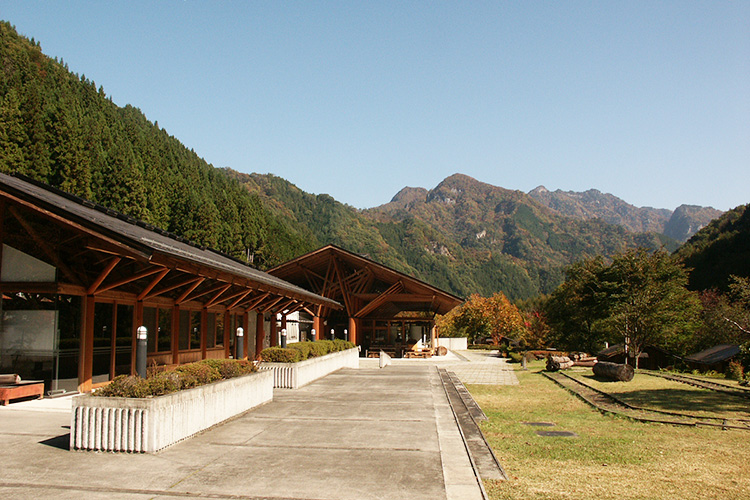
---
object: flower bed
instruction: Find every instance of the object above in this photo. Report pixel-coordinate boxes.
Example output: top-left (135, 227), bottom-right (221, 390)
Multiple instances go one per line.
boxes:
top-left (71, 360), bottom-right (273, 453)
top-left (259, 343), bottom-right (359, 389)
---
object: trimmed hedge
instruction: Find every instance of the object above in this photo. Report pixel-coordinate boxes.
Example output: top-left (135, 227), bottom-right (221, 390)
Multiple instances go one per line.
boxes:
top-left (94, 359), bottom-right (257, 398)
top-left (260, 340), bottom-right (355, 363)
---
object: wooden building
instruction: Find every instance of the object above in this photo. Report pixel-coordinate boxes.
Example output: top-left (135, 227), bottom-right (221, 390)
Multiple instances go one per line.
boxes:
top-left (0, 173), bottom-right (339, 394)
top-left (269, 245), bottom-right (463, 357)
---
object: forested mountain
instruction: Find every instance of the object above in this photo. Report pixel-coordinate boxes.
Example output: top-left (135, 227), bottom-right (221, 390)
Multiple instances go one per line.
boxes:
top-left (528, 186), bottom-right (722, 242)
top-left (0, 21), bottom-right (313, 268)
top-left (0, 22), bottom-right (713, 301)
top-left (675, 204), bottom-right (750, 291)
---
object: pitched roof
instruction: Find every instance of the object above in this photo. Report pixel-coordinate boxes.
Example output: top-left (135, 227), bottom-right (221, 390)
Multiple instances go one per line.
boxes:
top-left (685, 344), bottom-right (740, 365)
top-left (269, 244), bottom-right (463, 317)
top-left (0, 172), bottom-right (339, 308)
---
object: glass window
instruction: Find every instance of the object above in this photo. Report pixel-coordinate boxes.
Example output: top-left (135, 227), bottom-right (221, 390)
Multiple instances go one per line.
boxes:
top-left (115, 304), bottom-right (133, 376)
top-left (158, 307), bottom-right (172, 353)
top-left (92, 303), bottom-right (113, 383)
top-left (178, 310), bottom-right (190, 350)
top-left (1, 244), bottom-right (56, 282)
top-left (143, 307), bottom-right (157, 353)
top-left (215, 313), bottom-right (225, 348)
top-left (190, 311), bottom-right (201, 350)
top-left (207, 313), bottom-right (216, 349)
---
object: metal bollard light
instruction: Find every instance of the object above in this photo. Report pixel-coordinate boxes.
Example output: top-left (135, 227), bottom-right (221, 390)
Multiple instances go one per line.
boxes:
top-left (136, 326), bottom-right (148, 378)
top-left (311, 328), bottom-right (316, 341)
top-left (344, 329), bottom-right (348, 342)
top-left (281, 328), bottom-right (287, 348)
top-left (330, 328), bottom-right (335, 340)
top-left (236, 327), bottom-right (244, 359)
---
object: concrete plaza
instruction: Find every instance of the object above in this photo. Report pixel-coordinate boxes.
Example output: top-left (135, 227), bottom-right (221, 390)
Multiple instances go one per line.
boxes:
top-left (0, 352), bottom-right (517, 500)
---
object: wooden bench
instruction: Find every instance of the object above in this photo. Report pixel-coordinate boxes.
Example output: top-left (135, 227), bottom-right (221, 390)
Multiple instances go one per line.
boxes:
top-left (0, 381), bottom-right (45, 405)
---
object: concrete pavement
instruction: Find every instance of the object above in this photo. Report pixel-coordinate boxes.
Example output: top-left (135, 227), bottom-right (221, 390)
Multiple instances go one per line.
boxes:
top-left (0, 364), bottom-right (486, 500)
top-left (0, 351), bottom-right (517, 499)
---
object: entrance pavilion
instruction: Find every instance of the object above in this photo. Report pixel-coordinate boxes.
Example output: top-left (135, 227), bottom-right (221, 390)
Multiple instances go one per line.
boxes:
top-left (0, 173), bottom-right (339, 394)
top-left (269, 245), bottom-right (464, 357)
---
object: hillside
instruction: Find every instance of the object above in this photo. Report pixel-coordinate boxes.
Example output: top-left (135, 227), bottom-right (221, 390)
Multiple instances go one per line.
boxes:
top-left (528, 186), bottom-right (722, 242)
top-left (0, 21), bottom-right (313, 268)
top-left (675, 204), bottom-right (750, 291)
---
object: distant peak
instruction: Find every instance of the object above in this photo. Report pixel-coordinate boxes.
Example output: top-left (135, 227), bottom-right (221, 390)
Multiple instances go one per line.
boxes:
top-left (530, 185), bottom-right (549, 194)
top-left (390, 186), bottom-right (428, 204)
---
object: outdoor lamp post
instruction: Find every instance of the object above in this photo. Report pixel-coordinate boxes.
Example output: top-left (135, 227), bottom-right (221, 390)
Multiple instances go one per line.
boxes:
top-left (311, 328), bottom-right (316, 341)
top-left (236, 327), bottom-right (244, 359)
top-left (136, 326), bottom-right (148, 378)
top-left (281, 328), bottom-right (287, 348)
top-left (344, 329), bottom-right (348, 341)
top-left (330, 328), bottom-right (335, 340)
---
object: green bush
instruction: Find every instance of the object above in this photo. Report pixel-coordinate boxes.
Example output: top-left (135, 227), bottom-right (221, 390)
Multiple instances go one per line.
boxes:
top-left (308, 341), bottom-right (329, 357)
top-left (289, 341), bottom-right (313, 360)
top-left (260, 347), bottom-right (302, 363)
top-left (508, 352), bottom-right (523, 363)
top-left (94, 359), bottom-right (258, 398)
top-left (333, 339), bottom-right (355, 351)
top-left (175, 362), bottom-right (221, 387)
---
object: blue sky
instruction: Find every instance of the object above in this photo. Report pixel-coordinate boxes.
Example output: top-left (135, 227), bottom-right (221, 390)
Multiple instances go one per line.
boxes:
top-left (1, 1), bottom-right (748, 211)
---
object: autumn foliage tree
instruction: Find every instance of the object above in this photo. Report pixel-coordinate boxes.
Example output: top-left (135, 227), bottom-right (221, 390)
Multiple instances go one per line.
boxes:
top-left (436, 292), bottom-right (526, 344)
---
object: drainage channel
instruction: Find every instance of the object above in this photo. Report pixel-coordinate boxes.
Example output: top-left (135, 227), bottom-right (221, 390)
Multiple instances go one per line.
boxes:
top-left (437, 366), bottom-right (508, 491)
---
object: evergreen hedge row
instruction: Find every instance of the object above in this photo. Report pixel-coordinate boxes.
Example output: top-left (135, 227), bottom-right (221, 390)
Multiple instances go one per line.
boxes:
top-left (260, 339), bottom-right (355, 363)
top-left (93, 359), bottom-right (257, 398)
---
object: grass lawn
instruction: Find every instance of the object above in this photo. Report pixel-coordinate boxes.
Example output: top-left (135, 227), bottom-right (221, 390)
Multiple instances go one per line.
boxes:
top-left (470, 362), bottom-right (750, 500)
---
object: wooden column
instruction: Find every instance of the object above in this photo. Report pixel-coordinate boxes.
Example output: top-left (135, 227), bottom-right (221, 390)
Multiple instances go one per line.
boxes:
top-left (172, 305), bottom-right (180, 365)
top-left (270, 316), bottom-right (278, 347)
top-left (255, 311), bottom-right (265, 358)
top-left (348, 317), bottom-right (358, 345)
top-left (431, 324), bottom-right (438, 347)
top-left (281, 314), bottom-right (287, 342)
top-left (313, 316), bottom-right (325, 340)
top-left (201, 308), bottom-right (208, 360)
top-left (243, 312), bottom-right (250, 360)
top-left (78, 295), bottom-right (96, 393)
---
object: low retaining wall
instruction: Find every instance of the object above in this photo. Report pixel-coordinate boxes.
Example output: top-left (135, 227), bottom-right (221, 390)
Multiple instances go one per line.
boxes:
top-left (437, 337), bottom-right (468, 351)
top-left (260, 347), bottom-right (359, 389)
top-left (70, 370), bottom-right (273, 453)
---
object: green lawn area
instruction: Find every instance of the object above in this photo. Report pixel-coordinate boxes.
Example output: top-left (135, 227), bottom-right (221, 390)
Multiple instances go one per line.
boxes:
top-left (469, 362), bottom-right (750, 500)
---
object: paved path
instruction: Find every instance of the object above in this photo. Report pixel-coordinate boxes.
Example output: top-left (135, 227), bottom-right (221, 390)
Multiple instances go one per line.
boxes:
top-left (361, 349), bottom-right (520, 386)
top-left (0, 365), bottom-right (484, 500)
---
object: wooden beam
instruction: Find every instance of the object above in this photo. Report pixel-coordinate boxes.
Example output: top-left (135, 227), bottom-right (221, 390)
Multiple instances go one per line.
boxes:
top-left (180, 282), bottom-right (232, 304)
top-left (226, 289), bottom-right (252, 310)
top-left (96, 265), bottom-right (165, 294)
top-left (144, 276), bottom-right (203, 301)
top-left (176, 277), bottom-right (205, 304)
top-left (242, 291), bottom-right (270, 312)
top-left (332, 257), bottom-right (353, 314)
top-left (87, 257), bottom-right (122, 295)
top-left (136, 268), bottom-right (170, 301)
top-left (204, 283), bottom-right (231, 309)
top-left (261, 296), bottom-right (284, 314)
top-left (354, 281), bottom-right (403, 318)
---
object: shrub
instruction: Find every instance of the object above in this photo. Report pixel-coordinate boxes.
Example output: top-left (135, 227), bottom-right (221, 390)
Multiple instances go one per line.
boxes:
top-left (308, 341), bottom-right (329, 357)
top-left (94, 359), bottom-right (257, 398)
top-left (260, 347), bottom-right (302, 363)
top-left (175, 362), bottom-right (221, 387)
top-left (508, 352), bottom-right (523, 363)
top-left (333, 339), bottom-right (355, 351)
top-left (468, 344), bottom-right (500, 350)
top-left (726, 360), bottom-right (744, 381)
top-left (289, 341), bottom-right (313, 361)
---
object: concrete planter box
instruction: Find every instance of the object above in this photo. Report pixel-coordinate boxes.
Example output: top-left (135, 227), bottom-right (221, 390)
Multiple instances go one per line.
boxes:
top-left (70, 370), bottom-right (273, 453)
top-left (260, 347), bottom-right (359, 389)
